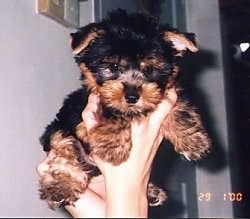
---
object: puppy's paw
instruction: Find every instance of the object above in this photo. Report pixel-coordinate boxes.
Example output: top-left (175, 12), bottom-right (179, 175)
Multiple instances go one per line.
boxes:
top-left (147, 182), bottom-right (167, 207)
top-left (162, 100), bottom-right (211, 161)
top-left (38, 157), bottom-right (89, 209)
top-left (39, 132), bottom-right (90, 208)
top-left (178, 131), bottom-right (211, 161)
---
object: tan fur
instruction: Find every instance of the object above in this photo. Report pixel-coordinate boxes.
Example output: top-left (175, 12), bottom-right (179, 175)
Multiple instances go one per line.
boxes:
top-left (79, 63), bottom-right (98, 92)
top-left (88, 119), bottom-right (132, 165)
top-left (40, 28), bottom-right (210, 208)
top-left (98, 80), bottom-right (124, 105)
top-left (141, 83), bottom-right (162, 105)
top-left (166, 66), bottom-right (180, 89)
top-left (147, 182), bottom-right (167, 206)
top-left (75, 121), bottom-right (88, 143)
top-left (161, 98), bottom-right (211, 160)
top-left (39, 131), bottom-right (89, 208)
top-left (72, 30), bottom-right (105, 55)
top-left (120, 58), bottom-right (129, 68)
top-left (40, 67), bottom-right (211, 208)
top-left (140, 56), bottom-right (166, 71)
top-left (164, 32), bottom-right (198, 56)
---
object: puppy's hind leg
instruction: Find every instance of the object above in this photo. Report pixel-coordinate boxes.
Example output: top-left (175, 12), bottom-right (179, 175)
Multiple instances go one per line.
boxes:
top-left (147, 182), bottom-right (167, 207)
top-left (39, 131), bottom-right (90, 209)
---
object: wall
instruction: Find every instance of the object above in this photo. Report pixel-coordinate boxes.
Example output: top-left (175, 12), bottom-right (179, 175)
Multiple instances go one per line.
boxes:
top-left (0, 0), bottom-right (233, 217)
top-left (185, 0), bottom-right (233, 217)
top-left (0, 0), bottom-right (80, 217)
top-left (94, 0), bottom-right (139, 20)
top-left (156, 0), bottom-right (233, 217)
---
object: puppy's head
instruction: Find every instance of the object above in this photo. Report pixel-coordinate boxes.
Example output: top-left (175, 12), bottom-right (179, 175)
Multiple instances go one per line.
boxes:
top-left (70, 9), bottom-right (198, 116)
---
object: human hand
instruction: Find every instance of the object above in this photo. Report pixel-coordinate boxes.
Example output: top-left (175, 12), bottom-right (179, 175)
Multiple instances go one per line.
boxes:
top-left (87, 88), bottom-right (177, 185)
top-left (81, 88), bottom-right (177, 217)
top-left (57, 88), bottom-right (177, 218)
top-left (65, 175), bottom-right (106, 218)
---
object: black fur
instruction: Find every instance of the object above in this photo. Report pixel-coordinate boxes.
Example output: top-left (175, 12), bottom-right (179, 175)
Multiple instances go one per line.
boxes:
top-left (38, 9), bottom-right (207, 208)
top-left (40, 88), bottom-right (89, 152)
top-left (40, 9), bottom-right (187, 152)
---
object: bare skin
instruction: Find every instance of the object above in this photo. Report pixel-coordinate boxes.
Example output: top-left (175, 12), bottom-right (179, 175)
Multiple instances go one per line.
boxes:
top-left (37, 88), bottom-right (177, 218)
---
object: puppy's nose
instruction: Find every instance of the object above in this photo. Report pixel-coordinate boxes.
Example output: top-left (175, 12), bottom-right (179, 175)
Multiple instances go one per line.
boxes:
top-left (124, 84), bottom-right (139, 104)
top-left (125, 94), bottom-right (139, 104)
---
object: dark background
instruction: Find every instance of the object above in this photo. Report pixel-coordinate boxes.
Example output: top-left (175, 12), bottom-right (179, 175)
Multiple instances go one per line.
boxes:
top-left (220, 0), bottom-right (250, 217)
top-left (142, 0), bottom-right (250, 217)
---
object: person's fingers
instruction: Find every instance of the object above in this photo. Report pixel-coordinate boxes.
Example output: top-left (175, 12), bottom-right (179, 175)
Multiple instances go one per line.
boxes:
top-left (87, 88), bottom-right (177, 177)
top-left (131, 87), bottom-right (177, 146)
top-left (82, 94), bottom-right (100, 131)
top-left (88, 175), bottom-right (106, 199)
top-left (149, 87), bottom-right (177, 128)
top-left (131, 87), bottom-right (177, 137)
top-left (92, 154), bottom-right (111, 173)
top-left (65, 189), bottom-right (105, 218)
top-left (129, 88), bottom-right (177, 166)
top-left (141, 134), bottom-right (164, 171)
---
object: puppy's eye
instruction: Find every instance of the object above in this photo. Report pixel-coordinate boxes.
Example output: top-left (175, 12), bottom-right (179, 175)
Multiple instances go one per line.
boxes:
top-left (144, 66), bottom-right (159, 81)
top-left (110, 63), bottom-right (119, 72)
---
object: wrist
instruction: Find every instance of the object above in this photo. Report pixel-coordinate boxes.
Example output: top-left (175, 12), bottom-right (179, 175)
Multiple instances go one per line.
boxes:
top-left (105, 188), bottom-right (148, 218)
top-left (104, 169), bottom-right (150, 189)
top-left (104, 179), bottom-right (149, 218)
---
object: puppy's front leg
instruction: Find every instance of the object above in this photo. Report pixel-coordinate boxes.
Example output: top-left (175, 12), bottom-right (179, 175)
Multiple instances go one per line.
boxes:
top-left (161, 99), bottom-right (211, 160)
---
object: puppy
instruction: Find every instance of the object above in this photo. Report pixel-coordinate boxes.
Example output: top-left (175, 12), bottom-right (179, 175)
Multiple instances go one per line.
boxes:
top-left (38, 9), bottom-right (211, 209)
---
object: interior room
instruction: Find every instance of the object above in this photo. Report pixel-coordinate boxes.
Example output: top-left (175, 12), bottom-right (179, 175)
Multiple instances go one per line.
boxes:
top-left (0, 0), bottom-right (249, 218)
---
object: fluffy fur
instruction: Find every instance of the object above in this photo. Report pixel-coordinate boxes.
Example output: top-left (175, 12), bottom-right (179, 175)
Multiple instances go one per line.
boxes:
top-left (38, 9), bottom-right (210, 209)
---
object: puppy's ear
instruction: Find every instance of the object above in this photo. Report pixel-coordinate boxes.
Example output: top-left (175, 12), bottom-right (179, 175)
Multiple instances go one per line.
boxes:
top-left (163, 31), bottom-right (198, 56)
top-left (70, 24), bottom-right (105, 55)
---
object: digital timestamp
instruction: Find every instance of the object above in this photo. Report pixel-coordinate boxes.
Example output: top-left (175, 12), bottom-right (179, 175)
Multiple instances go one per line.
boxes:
top-left (198, 192), bottom-right (243, 202)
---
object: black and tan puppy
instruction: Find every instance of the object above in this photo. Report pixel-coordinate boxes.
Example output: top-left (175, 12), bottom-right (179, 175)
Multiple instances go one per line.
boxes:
top-left (38, 9), bottom-right (211, 209)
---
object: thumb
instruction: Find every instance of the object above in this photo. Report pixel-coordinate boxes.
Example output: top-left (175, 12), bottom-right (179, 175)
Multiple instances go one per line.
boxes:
top-left (82, 94), bottom-right (100, 131)
top-left (149, 87), bottom-right (177, 128)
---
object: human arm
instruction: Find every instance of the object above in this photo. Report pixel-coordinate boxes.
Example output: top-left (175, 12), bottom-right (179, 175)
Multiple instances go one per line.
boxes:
top-left (67, 88), bottom-right (177, 218)
top-left (92, 88), bottom-right (177, 218)
top-left (40, 88), bottom-right (177, 218)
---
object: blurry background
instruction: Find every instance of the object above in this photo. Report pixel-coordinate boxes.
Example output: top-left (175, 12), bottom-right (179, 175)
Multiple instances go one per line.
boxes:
top-left (0, 0), bottom-right (249, 218)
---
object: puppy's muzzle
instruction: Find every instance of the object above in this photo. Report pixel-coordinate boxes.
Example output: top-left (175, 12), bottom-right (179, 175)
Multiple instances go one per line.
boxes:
top-left (119, 70), bottom-right (144, 104)
top-left (124, 84), bottom-right (140, 104)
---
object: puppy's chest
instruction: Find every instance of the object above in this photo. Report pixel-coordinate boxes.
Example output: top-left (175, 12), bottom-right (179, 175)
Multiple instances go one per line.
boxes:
top-left (101, 106), bottom-right (147, 125)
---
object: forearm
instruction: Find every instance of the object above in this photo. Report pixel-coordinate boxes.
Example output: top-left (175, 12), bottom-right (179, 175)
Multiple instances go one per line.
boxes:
top-left (105, 179), bottom-right (149, 218)
top-left (65, 189), bottom-right (105, 218)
